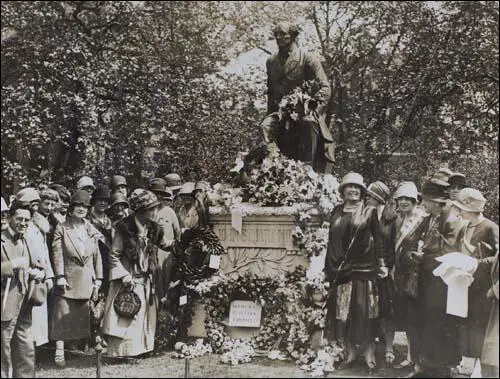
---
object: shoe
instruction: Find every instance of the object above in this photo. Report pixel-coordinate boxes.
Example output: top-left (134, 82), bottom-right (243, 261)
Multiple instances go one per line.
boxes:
top-left (395, 359), bottom-right (415, 369)
top-left (385, 350), bottom-right (396, 367)
top-left (54, 352), bottom-right (65, 367)
top-left (365, 360), bottom-right (377, 375)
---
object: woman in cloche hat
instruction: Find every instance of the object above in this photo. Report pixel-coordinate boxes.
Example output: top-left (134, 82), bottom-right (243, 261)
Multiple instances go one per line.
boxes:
top-left (50, 189), bottom-right (104, 366)
top-left (390, 182), bottom-right (427, 370)
top-left (405, 179), bottom-right (467, 378)
top-left (101, 189), bottom-right (175, 357)
top-left (451, 188), bottom-right (499, 377)
top-left (324, 173), bottom-right (387, 373)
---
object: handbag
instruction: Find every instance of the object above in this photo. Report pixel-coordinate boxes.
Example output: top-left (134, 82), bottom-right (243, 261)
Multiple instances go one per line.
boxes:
top-left (113, 286), bottom-right (141, 318)
top-left (27, 279), bottom-right (47, 306)
top-left (404, 269), bottom-right (419, 299)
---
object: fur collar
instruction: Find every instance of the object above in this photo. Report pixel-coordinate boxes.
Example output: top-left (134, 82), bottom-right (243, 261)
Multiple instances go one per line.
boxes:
top-left (32, 212), bottom-right (51, 234)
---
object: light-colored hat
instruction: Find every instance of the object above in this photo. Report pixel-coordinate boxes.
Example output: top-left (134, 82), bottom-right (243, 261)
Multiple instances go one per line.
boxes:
top-left (39, 188), bottom-right (59, 202)
top-left (338, 172), bottom-right (366, 197)
top-left (194, 181), bottom-right (210, 192)
top-left (394, 182), bottom-right (419, 201)
top-left (452, 188), bottom-right (486, 213)
top-left (76, 176), bottom-right (95, 191)
top-left (430, 167), bottom-right (453, 187)
top-left (165, 173), bottom-right (182, 190)
top-left (1, 197), bottom-right (9, 213)
top-left (15, 188), bottom-right (41, 203)
top-left (178, 182), bottom-right (196, 195)
top-left (366, 181), bottom-right (391, 204)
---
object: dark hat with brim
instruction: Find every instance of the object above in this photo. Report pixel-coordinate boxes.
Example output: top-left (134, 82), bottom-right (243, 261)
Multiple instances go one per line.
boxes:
top-left (421, 180), bottom-right (448, 203)
top-left (448, 172), bottom-right (467, 187)
top-left (366, 181), bottom-right (391, 204)
top-left (110, 193), bottom-right (129, 208)
top-left (92, 186), bottom-right (111, 202)
top-left (70, 189), bottom-right (92, 207)
top-left (148, 178), bottom-right (170, 195)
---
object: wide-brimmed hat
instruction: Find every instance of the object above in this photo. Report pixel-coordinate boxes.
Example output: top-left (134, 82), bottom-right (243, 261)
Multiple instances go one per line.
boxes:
top-left (448, 172), bottom-right (467, 188)
top-left (338, 172), bottom-right (366, 197)
top-left (178, 182), bottom-right (196, 196)
top-left (394, 182), bottom-right (419, 201)
top-left (129, 189), bottom-right (161, 212)
top-left (430, 168), bottom-right (453, 187)
top-left (16, 188), bottom-right (41, 203)
top-left (1, 197), bottom-right (9, 213)
top-left (91, 186), bottom-right (111, 203)
top-left (70, 189), bottom-right (92, 207)
top-left (110, 175), bottom-right (127, 189)
top-left (76, 176), bottom-right (95, 191)
top-left (148, 178), bottom-right (170, 195)
top-left (165, 173), bottom-right (182, 190)
top-left (194, 181), bottom-right (210, 192)
top-left (452, 188), bottom-right (485, 213)
top-left (110, 193), bottom-right (129, 208)
top-left (421, 180), bottom-right (448, 203)
top-left (366, 181), bottom-right (391, 204)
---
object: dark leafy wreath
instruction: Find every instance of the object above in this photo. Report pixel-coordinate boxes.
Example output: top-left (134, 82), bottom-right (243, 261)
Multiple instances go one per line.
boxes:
top-left (201, 271), bottom-right (290, 353)
top-left (156, 226), bottom-right (223, 350)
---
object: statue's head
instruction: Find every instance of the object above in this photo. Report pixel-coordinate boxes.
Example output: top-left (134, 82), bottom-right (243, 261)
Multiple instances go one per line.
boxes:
top-left (272, 22), bottom-right (299, 47)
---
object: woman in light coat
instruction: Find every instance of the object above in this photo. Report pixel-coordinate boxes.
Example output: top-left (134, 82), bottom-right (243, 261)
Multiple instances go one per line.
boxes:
top-left (102, 190), bottom-right (173, 357)
top-left (50, 189), bottom-right (103, 366)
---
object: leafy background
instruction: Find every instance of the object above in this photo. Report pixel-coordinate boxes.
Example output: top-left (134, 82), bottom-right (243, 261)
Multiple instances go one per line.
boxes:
top-left (1, 1), bottom-right (498, 221)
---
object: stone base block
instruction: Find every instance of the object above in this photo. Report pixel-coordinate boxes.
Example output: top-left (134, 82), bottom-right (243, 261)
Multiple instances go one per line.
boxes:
top-left (187, 302), bottom-right (207, 338)
top-left (225, 325), bottom-right (261, 340)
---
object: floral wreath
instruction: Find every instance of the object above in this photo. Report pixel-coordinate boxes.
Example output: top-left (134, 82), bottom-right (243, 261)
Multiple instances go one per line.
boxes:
top-left (196, 272), bottom-right (290, 354)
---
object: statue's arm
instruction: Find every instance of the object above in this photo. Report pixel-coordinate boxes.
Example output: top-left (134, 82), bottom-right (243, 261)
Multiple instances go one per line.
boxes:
top-left (306, 53), bottom-right (331, 114)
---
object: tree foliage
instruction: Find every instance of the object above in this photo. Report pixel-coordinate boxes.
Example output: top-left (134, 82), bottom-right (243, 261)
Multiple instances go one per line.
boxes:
top-left (1, 1), bottom-right (498, 221)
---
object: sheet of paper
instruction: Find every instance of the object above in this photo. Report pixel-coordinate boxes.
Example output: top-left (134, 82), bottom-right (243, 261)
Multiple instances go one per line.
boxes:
top-left (179, 295), bottom-right (187, 306)
top-left (209, 254), bottom-right (221, 269)
top-left (231, 208), bottom-right (243, 234)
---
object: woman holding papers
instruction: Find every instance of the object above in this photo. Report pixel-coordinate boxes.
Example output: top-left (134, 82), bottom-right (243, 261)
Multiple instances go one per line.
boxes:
top-left (405, 179), bottom-right (466, 378)
top-left (451, 188), bottom-right (499, 376)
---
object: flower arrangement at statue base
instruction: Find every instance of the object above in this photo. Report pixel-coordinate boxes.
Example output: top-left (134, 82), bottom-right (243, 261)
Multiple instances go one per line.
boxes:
top-left (161, 131), bottom-right (344, 366)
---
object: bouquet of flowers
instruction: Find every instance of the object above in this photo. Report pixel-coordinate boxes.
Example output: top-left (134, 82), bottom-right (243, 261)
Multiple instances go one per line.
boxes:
top-left (278, 79), bottom-right (326, 130)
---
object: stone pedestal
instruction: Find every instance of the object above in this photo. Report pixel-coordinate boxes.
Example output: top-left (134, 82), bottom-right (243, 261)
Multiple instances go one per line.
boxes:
top-left (187, 203), bottom-right (322, 337)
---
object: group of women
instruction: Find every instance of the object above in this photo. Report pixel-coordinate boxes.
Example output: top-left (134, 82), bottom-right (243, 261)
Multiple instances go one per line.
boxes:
top-left (1, 174), bottom-right (210, 369)
top-left (324, 171), bottom-right (499, 377)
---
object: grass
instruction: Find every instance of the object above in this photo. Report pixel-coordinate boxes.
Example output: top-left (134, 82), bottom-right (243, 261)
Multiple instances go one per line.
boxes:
top-left (35, 333), bottom-right (412, 378)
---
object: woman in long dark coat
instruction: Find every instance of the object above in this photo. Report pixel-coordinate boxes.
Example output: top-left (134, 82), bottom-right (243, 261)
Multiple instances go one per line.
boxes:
top-left (324, 173), bottom-right (386, 373)
top-left (406, 180), bottom-right (467, 377)
top-left (365, 181), bottom-right (398, 366)
top-left (50, 190), bottom-right (103, 366)
top-left (391, 182), bottom-right (427, 370)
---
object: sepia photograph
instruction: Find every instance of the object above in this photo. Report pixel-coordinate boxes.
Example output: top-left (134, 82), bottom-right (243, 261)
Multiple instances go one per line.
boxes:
top-left (1, 1), bottom-right (498, 378)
